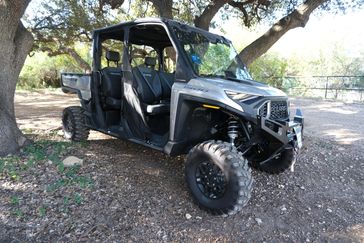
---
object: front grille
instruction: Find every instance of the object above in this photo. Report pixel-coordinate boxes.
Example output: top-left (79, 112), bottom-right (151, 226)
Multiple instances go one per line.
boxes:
top-left (258, 100), bottom-right (288, 120)
top-left (271, 101), bottom-right (288, 119)
top-left (259, 103), bottom-right (268, 117)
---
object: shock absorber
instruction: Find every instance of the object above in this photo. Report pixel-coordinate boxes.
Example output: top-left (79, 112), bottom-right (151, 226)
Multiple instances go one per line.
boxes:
top-left (227, 119), bottom-right (239, 146)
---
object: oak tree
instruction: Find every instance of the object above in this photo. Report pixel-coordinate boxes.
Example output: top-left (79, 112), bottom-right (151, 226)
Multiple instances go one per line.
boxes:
top-left (0, 0), bottom-right (34, 156)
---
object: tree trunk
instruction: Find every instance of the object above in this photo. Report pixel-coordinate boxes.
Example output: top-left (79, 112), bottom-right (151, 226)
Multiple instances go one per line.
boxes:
top-left (194, 0), bottom-right (226, 30)
top-left (40, 45), bottom-right (91, 72)
top-left (149, 0), bottom-right (173, 19)
top-left (0, 0), bottom-right (34, 156)
top-left (240, 0), bottom-right (327, 66)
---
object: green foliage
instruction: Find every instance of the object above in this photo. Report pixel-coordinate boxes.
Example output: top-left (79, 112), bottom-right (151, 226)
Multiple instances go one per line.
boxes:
top-left (23, 0), bottom-right (116, 74)
top-left (199, 43), bottom-right (231, 75)
top-left (38, 206), bottom-right (46, 217)
top-left (12, 209), bottom-right (24, 218)
top-left (74, 193), bottom-right (82, 205)
top-left (0, 156), bottom-right (21, 181)
top-left (308, 46), bottom-right (364, 76)
top-left (21, 0), bottom-right (362, 89)
top-left (249, 53), bottom-right (291, 89)
top-left (62, 193), bottom-right (85, 212)
top-left (10, 196), bottom-right (20, 206)
top-left (0, 140), bottom-right (66, 180)
top-left (18, 46), bottom-right (89, 89)
top-left (249, 44), bottom-right (364, 91)
top-left (26, 0), bottom-right (116, 52)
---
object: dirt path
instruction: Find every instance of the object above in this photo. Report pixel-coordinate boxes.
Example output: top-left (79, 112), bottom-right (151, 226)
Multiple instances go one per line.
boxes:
top-left (1, 90), bottom-right (362, 242)
top-left (291, 98), bottom-right (364, 145)
top-left (15, 90), bottom-right (79, 131)
top-left (14, 90), bottom-right (364, 144)
top-left (14, 90), bottom-right (105, 140)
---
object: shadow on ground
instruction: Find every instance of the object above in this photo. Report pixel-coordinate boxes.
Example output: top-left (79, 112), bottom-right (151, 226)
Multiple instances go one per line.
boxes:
top-left (2, 135), bottom-right (363, 242)
top-left (2, 91), bottom-right (362, 241)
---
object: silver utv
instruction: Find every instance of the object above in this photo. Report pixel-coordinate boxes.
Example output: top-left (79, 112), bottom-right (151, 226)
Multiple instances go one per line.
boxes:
top-left (61, 18), bottom-right (303, 216)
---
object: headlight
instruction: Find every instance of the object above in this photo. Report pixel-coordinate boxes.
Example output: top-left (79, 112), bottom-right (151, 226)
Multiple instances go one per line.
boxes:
top-left (225, 91), bottom-right (258, 102)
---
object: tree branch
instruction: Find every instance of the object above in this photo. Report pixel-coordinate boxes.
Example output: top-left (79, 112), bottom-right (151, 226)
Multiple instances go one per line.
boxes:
top-left (61, 47), bottom-right (91, 72)
top-left (229, 0), bottom-right (251, 26)
top-left (39, 45), bottom-right (91, 72)
top-left (99, 0), bottom-right (125, 9)
top-left (194, 0), bottom-right (226, 30)
top-left (240, 0), bottom-right (328, 66)
top-left (228, 0), bottom-right (271, 27)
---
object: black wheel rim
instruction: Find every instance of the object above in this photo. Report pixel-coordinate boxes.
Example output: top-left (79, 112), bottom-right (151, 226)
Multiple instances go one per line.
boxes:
top-left (195, 161), bottom-right (226, 199)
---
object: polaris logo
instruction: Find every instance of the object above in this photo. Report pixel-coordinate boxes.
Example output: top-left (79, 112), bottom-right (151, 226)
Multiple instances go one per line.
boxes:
top-left (185, 84), bottom-right (208, 92)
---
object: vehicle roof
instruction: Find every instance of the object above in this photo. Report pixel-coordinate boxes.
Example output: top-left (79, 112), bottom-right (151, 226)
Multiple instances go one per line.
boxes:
top-left (93, 18), bottom-right (230, 44)
top-left (93, 18), bottom-right (169, 33)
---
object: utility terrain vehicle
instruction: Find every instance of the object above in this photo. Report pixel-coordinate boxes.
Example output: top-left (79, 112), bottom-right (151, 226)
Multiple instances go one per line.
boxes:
top-left (61, 18), bottom-right (304, 215)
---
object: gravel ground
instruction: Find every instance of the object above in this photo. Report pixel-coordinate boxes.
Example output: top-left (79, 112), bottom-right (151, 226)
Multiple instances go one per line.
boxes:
top-left (0, 91), bottom-right (363, 242)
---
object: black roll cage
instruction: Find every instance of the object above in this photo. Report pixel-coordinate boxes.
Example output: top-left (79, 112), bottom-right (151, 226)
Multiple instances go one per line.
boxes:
top-left (91, 18), bottom-right (232, 84)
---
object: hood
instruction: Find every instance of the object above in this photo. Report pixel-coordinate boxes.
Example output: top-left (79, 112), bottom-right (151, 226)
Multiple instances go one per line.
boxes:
top-left (190, 77), bottom-right (287, 97)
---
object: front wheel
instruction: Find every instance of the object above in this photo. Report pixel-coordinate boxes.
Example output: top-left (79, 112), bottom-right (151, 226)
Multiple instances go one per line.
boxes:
top-left (185, 140), bottom-right (253, 216)
top-left (248, 146), bottom-right (296, 174)
top-left (62, 106), bottom-right (90, 141)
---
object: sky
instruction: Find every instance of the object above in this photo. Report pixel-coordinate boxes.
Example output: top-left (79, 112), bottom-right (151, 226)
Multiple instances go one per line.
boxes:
top-left (211, 8), bottom-right (364, 59)
top-left (25, 1), bottom-right (364, 59)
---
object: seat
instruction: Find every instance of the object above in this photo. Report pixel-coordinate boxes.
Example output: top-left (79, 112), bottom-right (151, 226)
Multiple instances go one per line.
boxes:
top-left (102, 51), bottom-right (123, 110)
top-left (132, 57), bottom-right (170, 114)
top-left (158, 71), bottom-right (175, 99)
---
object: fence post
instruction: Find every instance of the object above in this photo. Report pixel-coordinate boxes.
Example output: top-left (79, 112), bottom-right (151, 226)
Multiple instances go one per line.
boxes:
top-left (324, 77), bottom-right (328, 99)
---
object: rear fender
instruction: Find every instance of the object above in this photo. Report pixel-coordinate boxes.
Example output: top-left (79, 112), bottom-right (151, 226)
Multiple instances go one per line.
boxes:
top-left (61, 72), bottom-right (91, 101)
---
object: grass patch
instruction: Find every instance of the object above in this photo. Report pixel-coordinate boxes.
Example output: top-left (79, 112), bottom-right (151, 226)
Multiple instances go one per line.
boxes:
top-left (10, 196), bottom-right (20, 206)
top-left (38, 206), bottom-right (46, 217)
top-left (12, 209), bottom-right (24, 218)
top-left (1, 136), bottom-right (92, 218)
top-left (0, 140), bottom-right (73, 180)
top-left (0, 156), bottom-right (21, 181)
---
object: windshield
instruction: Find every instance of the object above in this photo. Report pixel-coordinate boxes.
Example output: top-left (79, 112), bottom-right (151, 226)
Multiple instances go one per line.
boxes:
top-left (173, 27), bottom-right (252, 81)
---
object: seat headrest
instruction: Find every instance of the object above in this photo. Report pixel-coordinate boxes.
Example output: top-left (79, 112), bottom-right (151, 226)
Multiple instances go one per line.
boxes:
top-left (106, 51), bottom-right (120, 62)
top-left (145, 57), bottom-right (156, 67)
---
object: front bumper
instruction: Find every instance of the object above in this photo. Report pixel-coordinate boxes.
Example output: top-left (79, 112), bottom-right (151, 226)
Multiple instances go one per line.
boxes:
top-left (259, 108), bottom-right (304, 148)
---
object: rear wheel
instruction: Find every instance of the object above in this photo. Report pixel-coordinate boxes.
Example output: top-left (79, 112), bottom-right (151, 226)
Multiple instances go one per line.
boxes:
top-left (62, 106), bottom-right (89, 141)
top-left (185, 140), bottom-right (253, 216)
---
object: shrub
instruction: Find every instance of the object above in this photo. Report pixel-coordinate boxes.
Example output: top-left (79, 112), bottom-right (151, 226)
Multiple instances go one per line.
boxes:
top-left (18, 47), bottom-right (89, 89)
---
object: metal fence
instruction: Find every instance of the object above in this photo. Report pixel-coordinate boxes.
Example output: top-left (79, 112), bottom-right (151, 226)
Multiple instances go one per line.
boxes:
top-left (278, 76), bottom-right (364, 102)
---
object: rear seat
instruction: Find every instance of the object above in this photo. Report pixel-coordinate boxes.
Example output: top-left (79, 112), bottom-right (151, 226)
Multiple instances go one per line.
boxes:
top-left (158, 71), bottom-right (174, 99)
top-left (101, 51), bottom-right (122, 110)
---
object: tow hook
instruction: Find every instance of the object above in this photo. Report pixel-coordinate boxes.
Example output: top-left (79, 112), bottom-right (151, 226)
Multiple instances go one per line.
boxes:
top-left (290, 140), bottom-right (300, 172)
